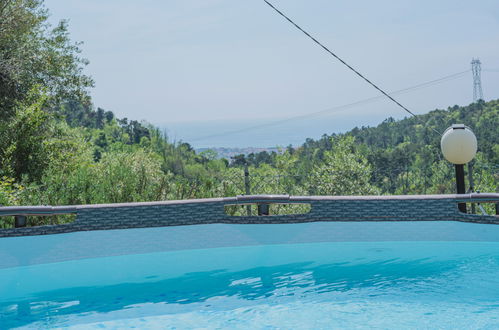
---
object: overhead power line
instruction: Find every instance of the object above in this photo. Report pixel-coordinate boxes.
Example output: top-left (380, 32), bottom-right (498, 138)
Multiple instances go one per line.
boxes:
top-left (262, 0), bottom-right (442, 135)
top-left (188, 70), bottom-right (469, 142)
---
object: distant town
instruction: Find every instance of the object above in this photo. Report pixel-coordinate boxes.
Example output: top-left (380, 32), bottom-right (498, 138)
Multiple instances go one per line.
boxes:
top-left (195, 147), bottom-right (284, 159)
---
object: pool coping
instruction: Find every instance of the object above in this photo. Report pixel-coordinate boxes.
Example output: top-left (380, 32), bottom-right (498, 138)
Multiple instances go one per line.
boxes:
top-left (0, 193), bottom-right (498, 237)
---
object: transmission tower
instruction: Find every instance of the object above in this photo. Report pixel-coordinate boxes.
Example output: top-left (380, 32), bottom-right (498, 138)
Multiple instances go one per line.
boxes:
top-left (471, 58), bottom-right (483, 102)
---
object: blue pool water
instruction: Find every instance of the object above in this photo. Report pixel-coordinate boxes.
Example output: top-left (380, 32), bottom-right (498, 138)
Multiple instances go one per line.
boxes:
top-left (2, 222), bottom-right (499, 328)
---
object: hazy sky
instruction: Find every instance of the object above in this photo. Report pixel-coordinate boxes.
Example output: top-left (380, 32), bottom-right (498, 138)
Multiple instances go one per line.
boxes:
top-left (45, 0), bottom-right (499, 130)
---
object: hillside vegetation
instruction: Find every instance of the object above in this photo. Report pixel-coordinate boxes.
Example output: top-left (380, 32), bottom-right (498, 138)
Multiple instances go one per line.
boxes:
top-left (0, 1), bottom-right (497, 227)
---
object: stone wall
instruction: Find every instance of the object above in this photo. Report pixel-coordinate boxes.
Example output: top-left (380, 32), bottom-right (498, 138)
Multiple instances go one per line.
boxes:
top-left (1, 194), bottom-right (498, 237)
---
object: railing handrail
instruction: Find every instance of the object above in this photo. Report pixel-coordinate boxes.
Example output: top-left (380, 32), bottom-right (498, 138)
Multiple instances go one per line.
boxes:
top-left (1, 193), bottom-right (498, 217)
top-left (0, 206), bottom-right (77, 217)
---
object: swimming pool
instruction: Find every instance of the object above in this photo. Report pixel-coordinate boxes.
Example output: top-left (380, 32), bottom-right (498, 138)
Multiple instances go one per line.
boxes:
top-left (2, 221), bottom-right (499, 328)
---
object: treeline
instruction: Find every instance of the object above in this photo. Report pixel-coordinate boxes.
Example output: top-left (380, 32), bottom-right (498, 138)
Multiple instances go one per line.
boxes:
top-left (237, 99), bottom-right (498, 195)
top-left (0, 1), bottom-right (498, 228)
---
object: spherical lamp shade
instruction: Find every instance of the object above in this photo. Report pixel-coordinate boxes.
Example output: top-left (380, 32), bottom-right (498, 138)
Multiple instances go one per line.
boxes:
top-left (440, 124), bottom-right (477, 164)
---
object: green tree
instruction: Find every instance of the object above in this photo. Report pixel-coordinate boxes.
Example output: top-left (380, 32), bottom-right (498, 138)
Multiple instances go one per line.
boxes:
top-left (0, 91), bottom-right (52, 181)
top-left (0, 0), bottom-right (93, 118)
top-left (308, 137), bottom-right (380, 195)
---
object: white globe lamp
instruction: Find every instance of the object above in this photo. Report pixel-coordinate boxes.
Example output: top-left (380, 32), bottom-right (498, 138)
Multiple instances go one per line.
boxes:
top-left (440, 124), bottom-right (477, 213)
top-left (440, 124), bottom-right (477, 165)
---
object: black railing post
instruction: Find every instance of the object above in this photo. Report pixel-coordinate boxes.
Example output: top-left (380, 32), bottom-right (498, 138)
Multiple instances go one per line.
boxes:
top-left (258, 204), bottom-right (270, 216)
top-left (14, 215), bottom-right (27, 228)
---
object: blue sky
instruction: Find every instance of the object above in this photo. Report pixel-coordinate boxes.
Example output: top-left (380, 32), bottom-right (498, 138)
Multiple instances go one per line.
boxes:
top-left (45, 0), bottom-right (499, 139)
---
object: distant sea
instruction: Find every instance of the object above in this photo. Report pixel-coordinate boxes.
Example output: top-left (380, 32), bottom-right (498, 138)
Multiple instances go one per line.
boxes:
top-left (160, 113), bottom-right (391, 149)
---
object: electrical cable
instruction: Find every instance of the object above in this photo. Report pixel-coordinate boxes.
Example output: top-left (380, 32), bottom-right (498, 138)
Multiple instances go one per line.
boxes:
top-left (188, 69), bottom-right (469, 142)
top-left (262, 0), bottom-right (442, 135)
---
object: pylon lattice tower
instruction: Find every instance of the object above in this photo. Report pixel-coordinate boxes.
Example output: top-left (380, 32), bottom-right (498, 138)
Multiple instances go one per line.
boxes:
top-left (471, 58), bottom-right (483, 102)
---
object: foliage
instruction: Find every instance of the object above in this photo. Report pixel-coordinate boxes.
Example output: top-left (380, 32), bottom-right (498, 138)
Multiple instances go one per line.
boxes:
top-left (0, 177), bottom-right (25, 206)
top-left (0, 90), bottom-right (52, 181)
top-left (0, 0), bottom-right (93, 118)
top-left (308, 137), bottom-right (380, 195)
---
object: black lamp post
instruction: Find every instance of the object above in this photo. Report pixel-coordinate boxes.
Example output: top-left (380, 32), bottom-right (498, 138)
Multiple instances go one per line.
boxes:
top-left (441, 124), bottom-right (477, 213)
top-left (454, 164), bottom-right (466, 212)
